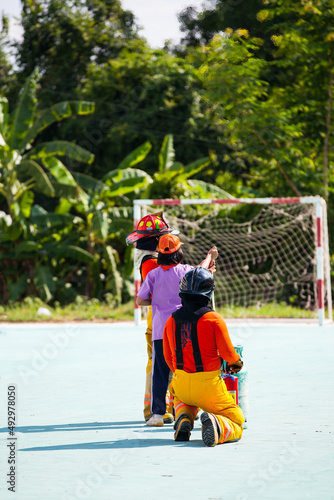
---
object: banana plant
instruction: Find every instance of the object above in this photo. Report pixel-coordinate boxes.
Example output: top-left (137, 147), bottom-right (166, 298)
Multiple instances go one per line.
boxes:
top-left (0, 70), bottom-right (95, 234)
top-left (0, 70), bottom-right (96, 303)
top-left (66, 141), bottom-right (154, 303)
top-left (144, 134), bottom-right (212, 199)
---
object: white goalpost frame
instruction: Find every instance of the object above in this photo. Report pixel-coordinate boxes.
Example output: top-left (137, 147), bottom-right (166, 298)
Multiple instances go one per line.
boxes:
top-left (133, 196), bottom-right (332, 327)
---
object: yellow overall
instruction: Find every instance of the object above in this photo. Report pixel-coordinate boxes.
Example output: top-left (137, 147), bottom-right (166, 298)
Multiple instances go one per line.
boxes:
top-left (171, 369), bottom-right (244, 443)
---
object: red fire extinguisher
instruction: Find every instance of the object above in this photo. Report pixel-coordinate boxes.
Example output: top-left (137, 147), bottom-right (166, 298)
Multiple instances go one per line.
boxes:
top-left (222, 373), bottom-right (239, 404)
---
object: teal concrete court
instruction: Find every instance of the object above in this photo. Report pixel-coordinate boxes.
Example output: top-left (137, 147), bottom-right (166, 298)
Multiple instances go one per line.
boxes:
top-left (0, 320), bottom-right (333, 500)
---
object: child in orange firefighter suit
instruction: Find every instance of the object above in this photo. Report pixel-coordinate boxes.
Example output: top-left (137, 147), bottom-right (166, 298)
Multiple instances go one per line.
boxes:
top-left (126, 212), bottom-right (176, 424)
top-left (163, 266), bottom-right (245, 446)
top-left (136, 234), bottom-right (218, 427)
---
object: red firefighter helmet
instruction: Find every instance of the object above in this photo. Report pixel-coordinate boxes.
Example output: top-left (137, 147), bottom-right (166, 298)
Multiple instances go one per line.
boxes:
top-left (126, 212), bottom-right (176, 244)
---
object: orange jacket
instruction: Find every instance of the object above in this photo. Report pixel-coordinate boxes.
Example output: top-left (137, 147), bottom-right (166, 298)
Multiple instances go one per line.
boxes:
top-left (163, 311), bottom-right (239, 373)
top-left (141, 256), bottom-right (158, 281)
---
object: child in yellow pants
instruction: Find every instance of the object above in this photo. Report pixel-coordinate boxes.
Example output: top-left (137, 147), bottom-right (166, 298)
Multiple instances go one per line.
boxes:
top-left (163, 266), bottom-right (245, 446)
top-left (171, 369), bottom-right (244, 444)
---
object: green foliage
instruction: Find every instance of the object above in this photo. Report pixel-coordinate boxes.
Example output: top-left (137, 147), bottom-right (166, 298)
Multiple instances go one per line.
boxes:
top-left (78, 42), bottom-right (232, 180)
top-left (1, 0), bottom-right (334, 312)
top-left (15, 0), bottom-right (139, 104)
top-left (177, 0), bottom-right (264, 47)
top-left (0, 71), bottom-right (98, 304)
top-left (145, 134), bottom-right (212, 199)
top-left (0, 13), bottom-right (15, 95)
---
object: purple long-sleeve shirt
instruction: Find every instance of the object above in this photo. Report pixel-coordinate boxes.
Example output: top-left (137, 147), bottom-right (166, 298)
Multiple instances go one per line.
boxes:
top-left (137, 264), bottom-right (193, 341)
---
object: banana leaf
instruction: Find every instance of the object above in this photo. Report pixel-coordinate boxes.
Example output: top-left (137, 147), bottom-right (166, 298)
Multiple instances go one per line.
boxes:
top-left (7, 71), bottom-right (38, 151)
top-left (18, 190), bottom-right (34, 218)
top-left (0, 96), bottom-right (8, 137)
top-left (72, 171), bottom-right (108, 194)
top-left (7, 273), bottom-right (29, 302)
top-left (34, 265), bottom-right (55, 302)
top-left (14, 241), bottom-right (40, 254)
top-left (104, 245), bottom-right (122, 305)
top-left (31, 211), bottom-right (77, 228)
top-left (153, 162), bottom-right (183, 182)
top-left (23, 101), bottom-right (95, 147)
top-left (42, 157), bottom-right (77, 185)
top-left (187, 179), bottom-right (236, 199)
top-left (24, 140), bottom-right (95, 164)
top-left (16, 159), bottom-right (55, 196)
top-left (105, 169), bottom-right (152, 198)
top-left (178, 157), bottom-right (211, 181)
top-left (158, 134), bottom-right (174, 172)
top-left (116, 141), bottom-right (152, 171)
top-left (51, 245), bottom-right (96, 263)
top-left (91, 211), bottom-right (109, 241)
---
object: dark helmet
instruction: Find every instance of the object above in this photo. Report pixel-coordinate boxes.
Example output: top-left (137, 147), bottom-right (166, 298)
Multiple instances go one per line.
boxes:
top-left (179, 266), bottom-right (215, 299)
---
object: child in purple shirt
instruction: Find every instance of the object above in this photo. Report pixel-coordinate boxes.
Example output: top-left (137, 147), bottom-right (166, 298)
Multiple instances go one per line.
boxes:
top-left (137, 234), bottom-right (218, 426)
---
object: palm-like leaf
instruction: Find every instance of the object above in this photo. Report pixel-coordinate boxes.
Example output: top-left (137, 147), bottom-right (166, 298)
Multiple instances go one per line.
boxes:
top-left (7, 273), bottom-right (29, 302)
top-left (17, 159), bottom-right (55, 196)
top-left (158, 134), bottom-right (175, 171)
top-left (178, 157), bottom-right (211, 181)
top-left (187, 179), bottom-right (236, 199)
top-left (7, 70), bottom-right (38, 151)
top-left (91, 211), bottom-right (109, 240)
top-left (31, 211), bottom-right (79, 228)
top-left (102, 141), bottom-right (152, 181)
top-left (23, 101), bottom-right (95, 148)
top-left (104, 245), bottom-right (122, 305)
top-left (34, 264), bottom-right (55, 303)
top-left (116, 141), bottom-right (152, 171)
top-left (105, 168), bottom-right (153, 198)
top-left (0, 96), bottom-right (8, 138)
top-left (154, 162), bottom-right (183, 182)
top-left (24, 140), bottom-right (95, 164)
top-left (51, 245), bottom-right (96, 263)
top-left (72, 171), bottom-right (108, 195)
top-left (42, 157), bottom-right (77, 185)
top-left (15, 241), bottom-right (41, 254)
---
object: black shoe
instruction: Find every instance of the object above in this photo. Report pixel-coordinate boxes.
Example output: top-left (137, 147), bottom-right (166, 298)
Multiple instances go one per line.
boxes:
top-left (200, 412), bottom-right (221, 447)
top-left (174, 413), bottom-right (193, 442)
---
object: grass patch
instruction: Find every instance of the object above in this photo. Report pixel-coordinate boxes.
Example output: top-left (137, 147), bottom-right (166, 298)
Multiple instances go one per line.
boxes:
top-left (0, 297), bottom-right (318, 322)
top-left (217, 302), bottom-right (317, 319)
top-left (0, 297), bottom-right (133, 323)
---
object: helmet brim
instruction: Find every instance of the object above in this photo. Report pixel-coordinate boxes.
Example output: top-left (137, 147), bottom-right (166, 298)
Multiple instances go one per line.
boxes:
top-left (126, 227), bottom-right (178, 245)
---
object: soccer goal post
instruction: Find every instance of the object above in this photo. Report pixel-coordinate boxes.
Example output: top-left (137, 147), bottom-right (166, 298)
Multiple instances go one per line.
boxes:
top-left (133, 196), bottom-right (332, 326)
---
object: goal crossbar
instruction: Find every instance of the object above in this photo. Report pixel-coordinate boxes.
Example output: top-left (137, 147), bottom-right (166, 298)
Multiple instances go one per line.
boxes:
top-left (133, 196), bottom-right (332, 326)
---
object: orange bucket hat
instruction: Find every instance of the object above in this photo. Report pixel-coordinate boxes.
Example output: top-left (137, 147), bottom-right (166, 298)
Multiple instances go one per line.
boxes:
top-left (159, 234), bottom-right (183, 254)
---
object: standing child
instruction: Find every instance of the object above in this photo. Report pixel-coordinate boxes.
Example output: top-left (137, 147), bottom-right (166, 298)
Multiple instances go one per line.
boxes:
top-left (126, 213), bottom-right (176, 423)
top-left (136, 234), bottom-right (218, 426)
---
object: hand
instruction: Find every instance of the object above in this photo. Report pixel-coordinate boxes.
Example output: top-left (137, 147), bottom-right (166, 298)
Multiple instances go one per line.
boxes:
top-left (208, 260), bottom-right (216, 274)
top-left (208, 246), bottom-right (218, 261)
top-left (226, 358), bottom-right (243, 373)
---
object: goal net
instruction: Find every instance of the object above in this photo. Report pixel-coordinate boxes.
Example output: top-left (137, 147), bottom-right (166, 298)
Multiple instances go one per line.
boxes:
top-left (133, 197), bottom-right (332, 326)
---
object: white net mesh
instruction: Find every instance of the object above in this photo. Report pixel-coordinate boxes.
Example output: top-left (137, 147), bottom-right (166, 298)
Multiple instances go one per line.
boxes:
top-left (144, 202), bottom-right (320, 310)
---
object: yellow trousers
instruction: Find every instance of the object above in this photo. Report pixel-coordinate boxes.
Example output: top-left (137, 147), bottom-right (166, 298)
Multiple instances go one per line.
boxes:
top-left (144, 308), bottom-right (173, 420)
top-left (171, 369), bottom-right (244, 444)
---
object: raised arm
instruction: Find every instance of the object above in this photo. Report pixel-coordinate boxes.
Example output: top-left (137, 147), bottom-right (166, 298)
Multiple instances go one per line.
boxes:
top-left (199, 246), bottom-right (218, 271)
